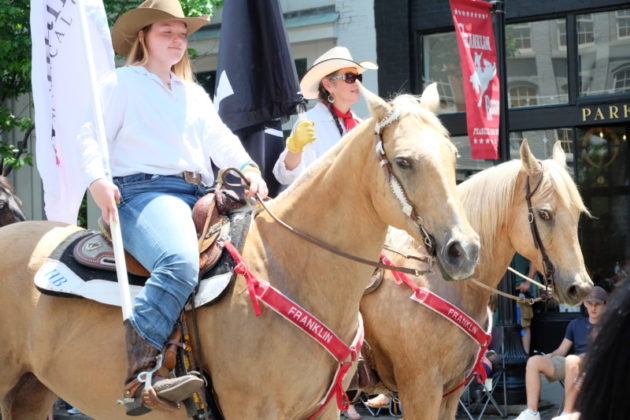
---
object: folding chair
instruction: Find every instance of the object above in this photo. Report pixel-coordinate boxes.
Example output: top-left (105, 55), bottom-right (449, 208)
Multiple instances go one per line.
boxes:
top-left (458, 350), bottom-right (508, 419)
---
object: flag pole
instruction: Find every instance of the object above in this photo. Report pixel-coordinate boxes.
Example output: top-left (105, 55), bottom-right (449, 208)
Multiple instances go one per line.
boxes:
top-left (76, 0), bottom-right (133, 320)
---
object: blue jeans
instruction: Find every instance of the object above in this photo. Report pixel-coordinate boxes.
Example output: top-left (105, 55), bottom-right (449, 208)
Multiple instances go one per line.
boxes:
top-left (114, 173), bottom-right (207, 349)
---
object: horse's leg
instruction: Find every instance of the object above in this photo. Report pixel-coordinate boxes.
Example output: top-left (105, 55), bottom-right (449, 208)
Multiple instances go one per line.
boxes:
top-left (395, 369), bottom-right (443, 420)
top-left (440, 391), bottom-right (464, 420)
top-left (1, 373), bottom-right (57, 420)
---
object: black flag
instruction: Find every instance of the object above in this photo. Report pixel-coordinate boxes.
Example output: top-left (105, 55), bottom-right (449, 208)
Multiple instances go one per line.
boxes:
top-left (214, 0), bottom-right (304, 197)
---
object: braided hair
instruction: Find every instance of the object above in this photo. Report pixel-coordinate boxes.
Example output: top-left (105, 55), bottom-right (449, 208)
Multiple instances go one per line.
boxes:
top-left (317, 77), bottom-right (344, 137)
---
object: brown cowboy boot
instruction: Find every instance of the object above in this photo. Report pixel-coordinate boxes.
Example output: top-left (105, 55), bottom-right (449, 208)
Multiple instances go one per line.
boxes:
top-left (122, 320), bottom-right (204, 416)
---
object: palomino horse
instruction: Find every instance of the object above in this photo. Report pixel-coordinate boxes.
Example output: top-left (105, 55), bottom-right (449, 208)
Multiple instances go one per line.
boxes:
top-left (360, 140), bottom-right (593, 420)
top-left (0, 176), bottom-right (26, 226)
top-left (0, 85), bottom-right (480, 420)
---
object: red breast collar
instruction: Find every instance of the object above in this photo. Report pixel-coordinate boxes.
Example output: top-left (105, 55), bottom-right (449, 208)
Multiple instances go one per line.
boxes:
top-left (380, 254), bottom-right (492, 396)
top-left (223, 240), bottom-right (364, 418)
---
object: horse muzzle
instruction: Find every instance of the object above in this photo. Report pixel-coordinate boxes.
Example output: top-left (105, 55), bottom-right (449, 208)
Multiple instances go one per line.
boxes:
top-left (553, 271), bottom-right (593, 305)
top-left (437, 232), bottom-right (480, 281)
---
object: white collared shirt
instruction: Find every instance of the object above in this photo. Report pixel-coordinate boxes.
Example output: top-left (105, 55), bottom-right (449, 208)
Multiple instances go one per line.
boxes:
top-left (78, 65), bottom-right (252, 186)
top-left (273, 102), bottom-right (361, 185)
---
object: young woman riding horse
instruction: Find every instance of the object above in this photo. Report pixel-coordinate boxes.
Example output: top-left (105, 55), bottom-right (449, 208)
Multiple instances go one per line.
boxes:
top-left (80, 0), bottom-right (267, 414)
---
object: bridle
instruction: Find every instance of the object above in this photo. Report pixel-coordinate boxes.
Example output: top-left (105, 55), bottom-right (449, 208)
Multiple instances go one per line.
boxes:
top-left (525, 171), bottom-right (555, 296)
top-left (465, 170), bottom-right (556, 304)
top-left (382, 167), bottom-right (556, 305)
top-left (374, 107), bottom-right (436, 256)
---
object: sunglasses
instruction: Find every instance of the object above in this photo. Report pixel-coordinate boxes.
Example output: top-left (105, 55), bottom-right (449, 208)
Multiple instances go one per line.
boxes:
top-left (328, 72), bottom-right (363, 84)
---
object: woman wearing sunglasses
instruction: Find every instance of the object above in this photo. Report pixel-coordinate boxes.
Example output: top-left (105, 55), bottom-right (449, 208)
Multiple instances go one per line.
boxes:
top-left (273, 46), bottom-right (378, 186)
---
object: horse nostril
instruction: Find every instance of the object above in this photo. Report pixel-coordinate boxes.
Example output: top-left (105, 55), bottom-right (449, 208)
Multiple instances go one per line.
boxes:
top-left (447, 241), bottom-right (464, 261)
top-left (567, 285), bottom-right (578, 298)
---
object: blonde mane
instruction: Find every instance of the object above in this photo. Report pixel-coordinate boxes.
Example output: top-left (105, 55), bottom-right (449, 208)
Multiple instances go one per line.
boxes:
top-left (459, 158), bottom-right (589, 253)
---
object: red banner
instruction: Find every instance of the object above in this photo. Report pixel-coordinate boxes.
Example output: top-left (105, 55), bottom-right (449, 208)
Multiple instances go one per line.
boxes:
top-left (450, 0), bottom-right (500, 159)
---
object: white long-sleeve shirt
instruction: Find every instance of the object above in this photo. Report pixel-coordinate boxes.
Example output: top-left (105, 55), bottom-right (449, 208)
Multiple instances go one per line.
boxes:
top-left (273, 102), bottom-right (358, 185)
top-left (79, 65), bottom-right (252, 187)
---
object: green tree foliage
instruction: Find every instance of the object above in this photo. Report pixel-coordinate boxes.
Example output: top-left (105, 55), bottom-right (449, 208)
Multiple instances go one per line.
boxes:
top-left (0, 0), bottom-right (32, 175)
top-left (0, 0), bottom-right (221, 176)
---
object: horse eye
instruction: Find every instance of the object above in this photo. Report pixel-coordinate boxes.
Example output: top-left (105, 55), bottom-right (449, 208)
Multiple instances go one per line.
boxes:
top-left (395, 157), bottom-right (413, 170)
top-left (538, 209), bottom-right (552, 221)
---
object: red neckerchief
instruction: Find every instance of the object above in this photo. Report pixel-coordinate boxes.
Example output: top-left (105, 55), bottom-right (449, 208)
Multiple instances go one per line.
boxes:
top-left (332, 106), bottom-right (358, 132)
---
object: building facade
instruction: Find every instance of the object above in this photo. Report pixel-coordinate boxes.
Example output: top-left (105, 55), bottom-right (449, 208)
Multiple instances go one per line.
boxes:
top-left (376, 0), bottom-right (630, 288)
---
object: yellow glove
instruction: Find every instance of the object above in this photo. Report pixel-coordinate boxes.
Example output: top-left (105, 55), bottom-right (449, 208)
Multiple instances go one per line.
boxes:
top-left (286, 120), bottom-right (316, 153)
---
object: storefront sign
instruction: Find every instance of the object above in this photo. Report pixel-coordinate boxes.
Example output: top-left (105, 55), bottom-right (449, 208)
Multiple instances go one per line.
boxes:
top-left (450, 0), bottom-right (500, 160)
top-left (581, 103), bottom-right (630, 123)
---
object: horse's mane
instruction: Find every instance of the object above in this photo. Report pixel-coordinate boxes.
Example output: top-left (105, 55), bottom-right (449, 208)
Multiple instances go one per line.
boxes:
top-left (458, 158), bottom-right (590, 252)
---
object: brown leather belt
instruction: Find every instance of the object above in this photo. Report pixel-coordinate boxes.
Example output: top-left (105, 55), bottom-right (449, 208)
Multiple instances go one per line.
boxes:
top-left (174, 171), bottom-right (202, 185)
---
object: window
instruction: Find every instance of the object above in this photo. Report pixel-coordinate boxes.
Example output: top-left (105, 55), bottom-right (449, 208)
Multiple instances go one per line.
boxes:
top-left (577, 14), bottom-right (594, 45)
top-left (613, 68), bottom-right (630, 93)
top-left (557, 128), bottom-right (574, 155)
top-left (509, 85), bottom-right (538, 107)
top-left (509, 129), bottom-right (575, 168)
top-left (579, 9), bottom-right (630, 96)
top-left (506, 19), bottom-right (568, 106)
top-left (511, 23), bottom-right (532, 50)
top-left (617, 9), bottom-right (630, 39)
top-left (422, 31), bottom-right (462, 114)
top-left (557, 20), bottom-right (567, 48)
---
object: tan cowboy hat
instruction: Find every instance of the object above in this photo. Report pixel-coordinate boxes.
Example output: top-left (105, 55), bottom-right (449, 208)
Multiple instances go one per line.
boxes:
top-left (300, 46), bottom-right (378, 100)
top-left (112, 0), bottom-right (210, 57)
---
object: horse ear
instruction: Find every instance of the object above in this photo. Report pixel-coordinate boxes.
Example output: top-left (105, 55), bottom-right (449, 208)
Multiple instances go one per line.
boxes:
top-left (552, 141), bottom-right (568, 168)
top-left (360, 83), bottom-right (392, 122)
top-left (520, 139), bottom-right (542, 176)
top-left (419, 83), bottom-right (440, 113)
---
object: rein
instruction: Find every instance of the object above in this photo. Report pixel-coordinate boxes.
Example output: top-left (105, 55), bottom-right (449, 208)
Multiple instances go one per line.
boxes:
top-left (252, 194), bottom-right (431, 276)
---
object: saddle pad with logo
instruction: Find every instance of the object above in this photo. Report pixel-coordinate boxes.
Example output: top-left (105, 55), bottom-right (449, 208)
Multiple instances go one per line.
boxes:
top-left (35, 209), bottom-right (255, 308)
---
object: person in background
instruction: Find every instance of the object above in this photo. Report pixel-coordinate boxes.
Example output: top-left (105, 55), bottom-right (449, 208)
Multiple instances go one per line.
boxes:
top-left (272, 46), bottom-right (377, 186)
top-left (80, 0), bottom-right (267, 415)
top-left (516, 278), bottom-right (535, 354)
top-left (514, 286), bottom-right (607, 420)
top-left (513, 253), bottom-right (538, 354)
top-left (573, 279), bottom-right (628, 420)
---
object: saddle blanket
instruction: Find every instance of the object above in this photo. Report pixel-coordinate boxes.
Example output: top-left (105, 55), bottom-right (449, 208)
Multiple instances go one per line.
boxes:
top-left (35, 209), bottom-right (254, 309)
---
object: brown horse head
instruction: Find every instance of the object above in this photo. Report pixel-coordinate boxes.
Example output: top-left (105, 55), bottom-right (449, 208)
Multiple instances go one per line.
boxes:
top-left (0, 176), bottom-right (26, 226)
top-left (508, 140), bottom-right (592, 304)
top-left (362, 83), bottom-right (479, 281)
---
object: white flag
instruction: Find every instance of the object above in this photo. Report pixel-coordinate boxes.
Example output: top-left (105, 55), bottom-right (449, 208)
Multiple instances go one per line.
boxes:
top-left (31, 0), bottom-right (114, 224)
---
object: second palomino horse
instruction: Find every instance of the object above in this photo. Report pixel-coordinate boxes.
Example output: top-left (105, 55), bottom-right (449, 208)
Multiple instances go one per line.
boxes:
top-left (361, 140), bottom-right (592, 420)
